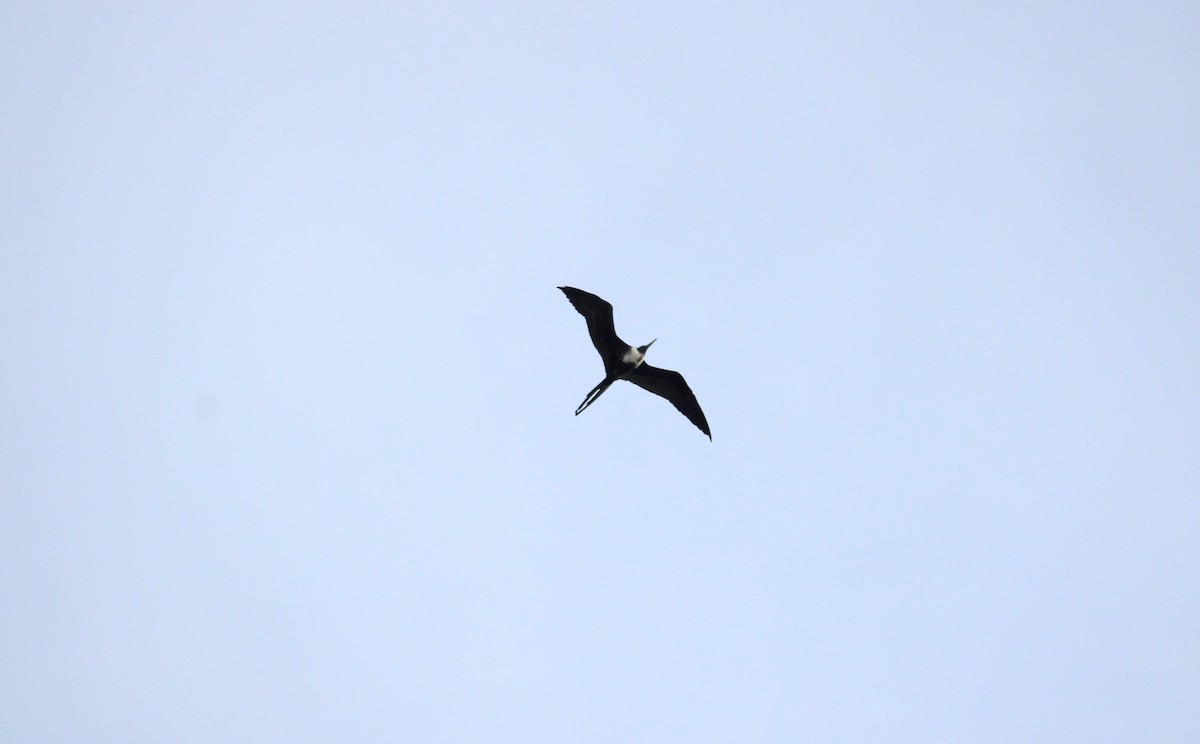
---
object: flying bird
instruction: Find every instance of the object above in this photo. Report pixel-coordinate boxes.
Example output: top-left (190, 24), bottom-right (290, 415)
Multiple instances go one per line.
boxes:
top-left (558, 286), bottom-right (711, 439)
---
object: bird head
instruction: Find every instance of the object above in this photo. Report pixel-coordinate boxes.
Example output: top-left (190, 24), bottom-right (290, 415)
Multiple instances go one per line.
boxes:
top-left (638, 339), bottom-right (657, 355)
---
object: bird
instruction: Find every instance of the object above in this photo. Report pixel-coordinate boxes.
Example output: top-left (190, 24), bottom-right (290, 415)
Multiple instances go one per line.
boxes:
top-left (558, 286), bottom-right (711, 439)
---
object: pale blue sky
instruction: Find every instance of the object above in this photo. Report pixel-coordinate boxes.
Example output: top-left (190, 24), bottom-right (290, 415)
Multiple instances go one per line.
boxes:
top-left (3, 2), bottom-right (1198, 742)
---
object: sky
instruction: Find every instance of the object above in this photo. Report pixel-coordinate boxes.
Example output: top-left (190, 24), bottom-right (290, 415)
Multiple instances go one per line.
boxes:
top-left (2, 2), bottom-right (1198, 742)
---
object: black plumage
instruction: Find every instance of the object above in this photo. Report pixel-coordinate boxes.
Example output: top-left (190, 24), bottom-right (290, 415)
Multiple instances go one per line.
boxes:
top-left (558, 286), bottom-right (711, 440)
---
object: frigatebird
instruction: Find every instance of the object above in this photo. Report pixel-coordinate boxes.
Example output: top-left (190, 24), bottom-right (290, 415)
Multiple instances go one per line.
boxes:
top-left (558, 286), bottom-right (711, 439)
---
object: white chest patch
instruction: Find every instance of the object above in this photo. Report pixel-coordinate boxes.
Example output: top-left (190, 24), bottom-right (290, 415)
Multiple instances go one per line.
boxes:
top-left (621, 347), bottom-right (645, 367)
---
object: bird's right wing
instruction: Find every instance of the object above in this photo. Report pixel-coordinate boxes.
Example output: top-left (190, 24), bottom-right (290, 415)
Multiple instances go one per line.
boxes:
top-left (558, 286), bottom-right (627, 373)
top-left (625, 363), bottom-right (712, 439)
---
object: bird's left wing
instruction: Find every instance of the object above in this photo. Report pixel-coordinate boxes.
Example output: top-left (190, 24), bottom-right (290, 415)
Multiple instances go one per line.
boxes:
top-left (625, 363), bottom-right (711, 439)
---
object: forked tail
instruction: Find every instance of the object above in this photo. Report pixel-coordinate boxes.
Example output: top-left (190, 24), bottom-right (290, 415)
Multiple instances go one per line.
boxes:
top-left (575, 377), bottom-right (616, 416)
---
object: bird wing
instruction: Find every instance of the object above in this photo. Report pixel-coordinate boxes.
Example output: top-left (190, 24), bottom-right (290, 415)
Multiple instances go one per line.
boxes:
top-left (625, 363), bottom-right (711, 439)
top-left (558, 286), bottom-right (629, 374)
